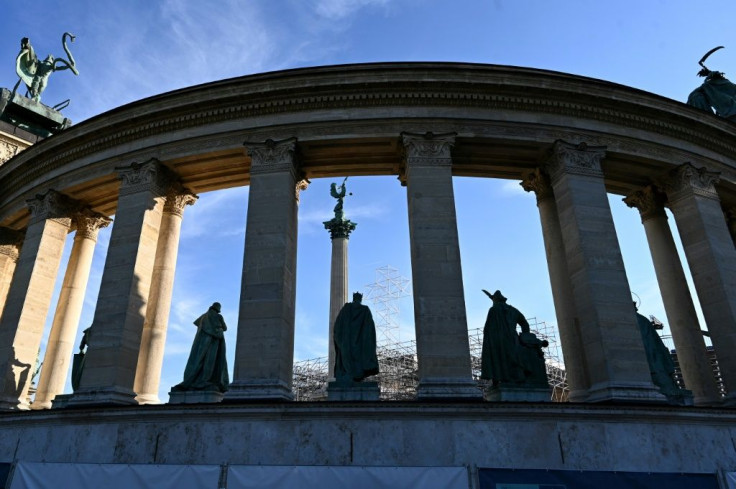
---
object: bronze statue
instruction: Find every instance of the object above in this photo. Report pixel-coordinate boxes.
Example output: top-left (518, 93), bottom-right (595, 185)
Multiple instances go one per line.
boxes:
top-left (71, 326), bottom-right (91, 392)
top-left (333, 292), bottom-right (379, 383)
top-left (15, 33), bottom-right (78, 104)
top-left (687, 46), bottom-right (736, 120)
top-left (635, 304), bottom-right (679, 395)
top-left (329, 177), bottom-right (351, 221)
top-left (172, 302), bottom-right (229, 392)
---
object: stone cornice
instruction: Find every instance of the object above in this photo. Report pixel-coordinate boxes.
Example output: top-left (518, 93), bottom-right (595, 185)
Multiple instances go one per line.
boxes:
top-left (623, 186), bottom-right (667, 223)
top-left (662, 162), bottom-right (721, 205)
top-left (520, 168), bottom-right (553, 202)
top-left (545, 140), bottom-right (606, 181)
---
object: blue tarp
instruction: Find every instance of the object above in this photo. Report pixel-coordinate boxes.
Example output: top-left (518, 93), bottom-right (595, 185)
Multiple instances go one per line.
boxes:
top-left (479, 468), bottom-right (718, 489)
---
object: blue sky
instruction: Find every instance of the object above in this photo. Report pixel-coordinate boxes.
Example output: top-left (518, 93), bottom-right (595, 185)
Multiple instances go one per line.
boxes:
top-left (1, 0), bottom-right (731, 400)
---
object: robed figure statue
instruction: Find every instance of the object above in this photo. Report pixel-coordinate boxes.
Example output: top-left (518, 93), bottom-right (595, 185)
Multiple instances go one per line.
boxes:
top-left (635, 305), bottom-right (679, 395)
top-left (173, 302), bottom-right (229, 392)
top-left (333, 292), bottom-right (379, 383)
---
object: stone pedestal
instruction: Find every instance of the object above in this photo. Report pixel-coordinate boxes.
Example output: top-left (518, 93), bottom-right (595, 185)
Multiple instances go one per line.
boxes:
top-left (327, 381), bottom-right (379, 401)
top-left (545, 141), bottom-right (664, 404)
top-left (168, 390), bottom-right (225, 404)
top-left (228, 138), bottom-right (300, 401)
top-left (401, 132), bottom-right (481, 400)
top-left (0, 191), bottom-right (75, 410)
top-left (485, 384), bottom-right (551, 402)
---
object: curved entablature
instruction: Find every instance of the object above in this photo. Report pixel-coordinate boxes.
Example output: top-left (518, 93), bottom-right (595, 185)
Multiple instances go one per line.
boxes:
top-left (1, 62), bottom-right (736, 228)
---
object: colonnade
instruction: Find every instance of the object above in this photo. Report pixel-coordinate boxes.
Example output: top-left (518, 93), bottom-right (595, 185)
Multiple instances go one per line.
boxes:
top-left (0, 135), bottom-right (735, 410)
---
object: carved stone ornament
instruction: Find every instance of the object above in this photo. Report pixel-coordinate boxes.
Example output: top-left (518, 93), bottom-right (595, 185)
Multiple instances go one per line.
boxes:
top-left (245, 137), bottom-right (298, 176)
top-left (520, 168), bottom-right (553, 202)
top-left (545, 140), bottom-right (606, 181)
top-left (164, 183), bottom-right (198, 217)
top-left (0, 227), bottom-right (25, 261)
top-left (663, 162), bottom-right (721, 205)
top-left (295, 178), bottom-right (310, 203)
top-left (26, 189), bottom-right (78, 226)
top-left (623, 186), bottom-right (667, 223)
top-left (0, 139), bottom-right (20, 164)
top-left (116, 159), bottom-right (173, 198)
top-left (73, 209), bottom-right (112, 242)
top-left (401, 131), bottom-right (456, 167)
top-left (324, 217), bottom-right (357, 240)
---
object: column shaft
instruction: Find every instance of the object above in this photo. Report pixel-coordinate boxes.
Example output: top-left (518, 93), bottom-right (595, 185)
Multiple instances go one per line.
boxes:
top-left (546, 141), bottom-right (663, 403)
top-left (0, 191), bottom-right (74, 410)
top-left (522, 169), bottom-right (590, 401)
top-left (665, 163), bottom-right (736, 403)
top-left (70, 160), bottom-right (169, 406)
top-left (0, 228), bottom-right (23, 320)
top-left (134, 187), bottom-right (196, 404)
top-left (228, 138), bottom-right (299, 401)
top-left (328, 237), bottom-right (349, 378)
top-left (402, 132), bottom-right (480, 399)
top-left (624, 186), bottom-right (719, 406)
top-left (33, 212), bottom-right (111, 409)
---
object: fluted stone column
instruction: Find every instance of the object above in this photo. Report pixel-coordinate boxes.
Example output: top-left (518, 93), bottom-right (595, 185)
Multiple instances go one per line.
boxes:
top-left (228, 138), bottom-right (300, 401)
top-left (545, 140), bottom-right (663, 403)
top-left (663, 163), bottom-right (736, 404)
top-left (0, 228), bottom-right (24, 321)
top-left (32, 210), bottom-right (111, 409)
top-left (624, 186), bottom-right (720, 406)
top-left (401, 132), bottom-right (480, 399)
top-left (0, 191), bottom-right (76, 410)
top-left (70, 160), bottom-right (170, 406)
top-left (134, 184), bottom-right (197, 404)
top-left (521, 169), bottom-right (590, 401)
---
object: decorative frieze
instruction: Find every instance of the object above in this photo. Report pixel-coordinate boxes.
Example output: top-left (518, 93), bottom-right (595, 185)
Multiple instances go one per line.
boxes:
top-left (545, 140), bottom-right (606, 181)
top-left (116, 159), bottom-right (173, 198)
top-left (663, 162), bottom-right (721, 205)
top-left (0, 139), bottom-right (20, 164)
top-left (26, 190), bottom-right (78, 226)
top-left (163, 183), bottom-right (198, 217)
top-left (401, 132), bottom-right (456, 167)
top-left (623, 186), bottom-right (667, 223)
top-left (73, 210), bottom-right (112, 242)
top-left (520, 168), bottom-right (553, 202)
top-left (245, 138), bottom-right (298, 177)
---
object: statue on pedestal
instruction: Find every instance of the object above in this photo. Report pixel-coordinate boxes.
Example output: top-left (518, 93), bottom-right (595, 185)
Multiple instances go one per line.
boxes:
top-left (634, 304), bottom-right (680, 396)
top-left (687, 46), bottom-right (736, 120)
top-left (71, 326), bottom-right (91, 392)
top-left (333, 292), bottom-right (379, 383)
top-left (324, 177), bottom-right (357, 239)
top-left (15, 33), bottom-right (78, 104)
top-left (172, 302), bottom-right (229, 393)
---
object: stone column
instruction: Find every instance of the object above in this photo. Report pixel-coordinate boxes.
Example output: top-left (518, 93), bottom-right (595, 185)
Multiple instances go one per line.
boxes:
top-left (228, 138), bottom-right (300, 401)
top-left (545, 140), bottom-right (663, 403)
top-left (324, 218), bottom-right (356, 380)
top-left (69, 159), bottom-right (170, 407)
top-left (624, 186), bottom-right (720, 406)
top-left (0, 191), bottom-right (76, 410)
top-left (663, 163), bottom-right (736, 404)
top-left (401, 132), bottom-right (481, 399)
top-left (32, 210), bottom-right (111, 409)
top-left (134, 184), bottom-right (197, 404)
top-left (0, 228), bottom-right (24, 320)
top-left (725, 207), bottom-right (736, 248)
top-left (521, 169), bottom-right (589, 401)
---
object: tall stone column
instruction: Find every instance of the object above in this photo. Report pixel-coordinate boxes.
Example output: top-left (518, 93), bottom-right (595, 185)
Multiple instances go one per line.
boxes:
top-left (0, 191), bottom-right (76, 410)
top-left (725, 207), bottom-right (736, 247)
top-left (401, 132), bottom-right (480, 399)
top-left (134, 184), bottom-right (197, 404)
top-left (228, 138), bottom-right (300, 401)
top-left (521, 169), bottom-right (590, 401)
top-left (0, 228), bottom-right (24, 320)
top-left (324, 210), bottom-right (357, 380)
top-left (32, 210), bottom-right (111, 409)
top-left (663, 163), bottom-right (736, 404)
top-left (545, 140), bottom-right (663, 403)
top-left (624, 186), bottom-right (720, 405)
top-left (69, 159), bottom-right (170, 406)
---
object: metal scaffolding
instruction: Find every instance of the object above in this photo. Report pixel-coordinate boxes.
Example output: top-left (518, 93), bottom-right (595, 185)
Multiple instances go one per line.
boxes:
top-left (364, 265), bottom-right (411, 345)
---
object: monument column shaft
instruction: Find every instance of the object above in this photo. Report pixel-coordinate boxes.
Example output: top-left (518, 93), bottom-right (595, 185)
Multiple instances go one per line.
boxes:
top-left (328, 236), bottom-right (349, 377)
top-left (665, 164), bottom-right (736, 403)
top-left (546, 141), bottom-right (663, 403)
top-left (229, 138), bottom-right (299, 401)
top-left (0, 192), bottom-right (73, 410)
top-left (0, 243), bottom-right (20, 320)
top-left (402, 133), bottom-right (480, 399)
top-left (134, 189), bottom-right (196, 404)
top-left (33, 212), bottom-right (110, 410)
top-left (522, 170), bottom-right (590, 401)
top-left (70, 160), bottom-right (168, 407)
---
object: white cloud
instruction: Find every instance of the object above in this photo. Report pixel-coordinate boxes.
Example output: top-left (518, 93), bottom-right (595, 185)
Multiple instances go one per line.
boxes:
top-left (313, 0), bottom-right (390, 20)
top-left (498, 179), bottom-right (529, 198)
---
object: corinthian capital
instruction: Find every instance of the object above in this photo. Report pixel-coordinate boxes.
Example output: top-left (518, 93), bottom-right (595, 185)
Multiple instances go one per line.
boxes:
top-left (245, 137), bottom-right (298, 176)
top-left (662, 162), bottom-right (720, 205)
top-left (401, 132), bottom-right (456, 167)
top-left (520, 168), bottom-right (553, 202)
top-left (623, 186), bottom-right (667, 223)
top-left (26, 190), bottom-right (78, 226)
top-left (164, 183), bottom-right (198, 217)
top-left (545, 140), bottom-right (606, 181)
top-left (0, 227), bottom-right (25, 261)
top-left (116, 159), bottom-right (174, 198)
top-left (73, 209), bottom-right (112, 242)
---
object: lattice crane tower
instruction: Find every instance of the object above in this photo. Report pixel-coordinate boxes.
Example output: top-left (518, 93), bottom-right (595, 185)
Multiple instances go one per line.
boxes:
top-left (364, 266), bottom-right (411, 345)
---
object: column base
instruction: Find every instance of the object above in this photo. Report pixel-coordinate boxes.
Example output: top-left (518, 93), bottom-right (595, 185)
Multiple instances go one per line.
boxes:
top-left (168, 390), bottom-right (224, 404)
top-left (721, 392), bottom-right (736, 408)
top-left (416, 378), bottom-right (483, 400)
top-left (566, 389), bottom-right (590, 403)
top-left (485, 384), bottom-right (552, 402)
top-left (0, 396), bottom-right (30, 411)
top-left (51, 393), bottom-right (73, 409)
top-left (67, 386), bottom-right (138, 407)
top-left (225, 379), bottom-right (293, 401)
top-left (327, 381), bottom-right (379, 401)
top-left (30, 398), bottom-right (53, 410)
top-left (585, 381), bottom-right (667, 404)
top-left (135, 393), bottom-right (162, 405)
